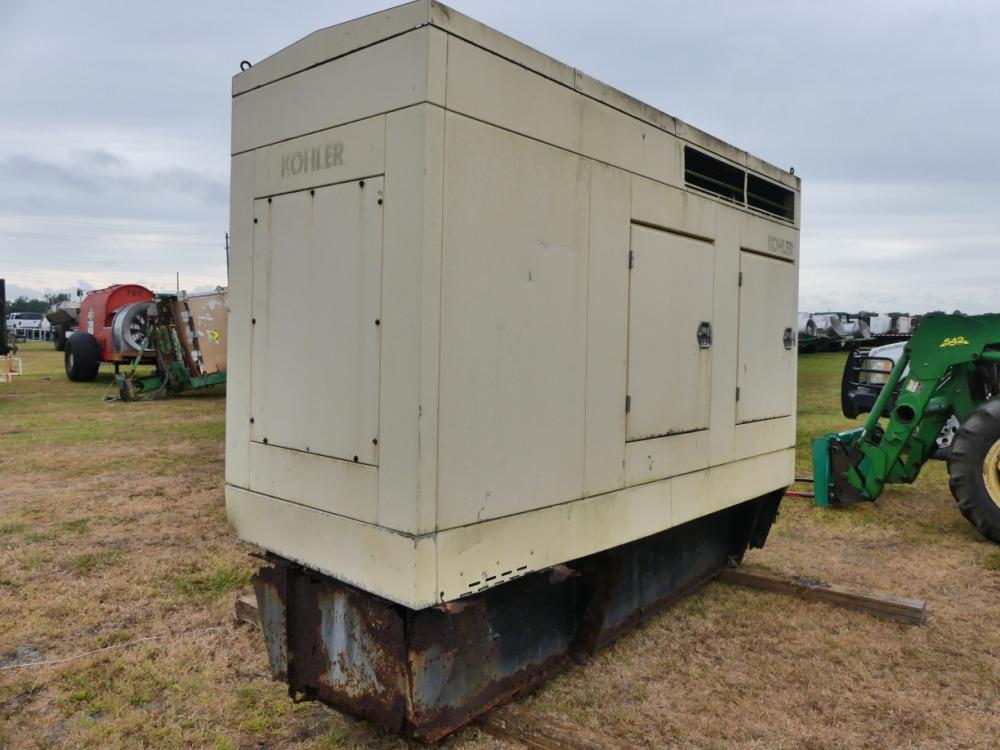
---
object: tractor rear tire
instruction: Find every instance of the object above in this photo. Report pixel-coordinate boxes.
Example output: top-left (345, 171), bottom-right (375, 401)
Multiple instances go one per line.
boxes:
top-left (947, 397), bottom-right (1000, 543)
top-left (65, 332), bottom-right (101, 382)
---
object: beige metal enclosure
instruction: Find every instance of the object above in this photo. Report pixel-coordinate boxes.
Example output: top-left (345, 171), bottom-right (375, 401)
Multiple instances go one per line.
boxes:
top-left (226, 0), bottom-right (801, 609)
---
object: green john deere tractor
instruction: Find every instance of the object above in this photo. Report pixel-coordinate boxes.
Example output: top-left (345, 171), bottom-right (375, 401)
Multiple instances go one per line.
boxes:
top-left (813, 312), bottom-right (1000, 543)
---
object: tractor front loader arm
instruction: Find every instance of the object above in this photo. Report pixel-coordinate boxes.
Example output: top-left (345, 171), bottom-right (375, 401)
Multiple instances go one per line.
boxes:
top-left (814, 313), bottom-right (1000, 506)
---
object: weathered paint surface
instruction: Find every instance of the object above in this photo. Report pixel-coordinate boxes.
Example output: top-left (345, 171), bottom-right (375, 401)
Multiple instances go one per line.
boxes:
top-left (258, 567), bottom-right (410, 730)
top-left (227, 3), bottom-right (800, 610)
top-left (253, 572), bottom-right (288, 679)
top-left (252, 492), bottom-right (783, 740)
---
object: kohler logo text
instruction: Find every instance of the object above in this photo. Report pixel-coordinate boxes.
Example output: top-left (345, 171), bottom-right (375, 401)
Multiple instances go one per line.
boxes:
top-left (768, 235), bottom-right (794, 257)
top-left (281, 143), bottom-right (344, 178)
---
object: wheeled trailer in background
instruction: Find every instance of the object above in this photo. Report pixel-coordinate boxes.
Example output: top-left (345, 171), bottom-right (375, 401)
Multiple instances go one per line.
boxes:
top-left (63, 284), bottom-right (157, 381)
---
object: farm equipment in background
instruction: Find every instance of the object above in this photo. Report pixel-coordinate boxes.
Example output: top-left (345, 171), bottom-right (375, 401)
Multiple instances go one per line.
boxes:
top-left (0, 278), bottom-right (22, 383)
top-left (813, 312), bottom-right (1000, 542)
top-left (798, 311), bottom-right (874, 353)
top-left (46, 298), bottom-right (81, 351)
top-left (116, 288), bottom-right (228, 401)
top-left (64, 284), bottom-right (157, 381)
top-left (838, 313), bottom-right (872, 341)
top-left (868, 312), bottom-right (921, 341)
top-left (798, 311), bottom-right (927, 354)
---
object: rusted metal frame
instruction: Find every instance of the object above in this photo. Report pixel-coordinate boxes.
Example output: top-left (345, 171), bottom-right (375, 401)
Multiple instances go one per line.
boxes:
top-left (251, 493), bottom-right (786, 741)
top-left (236, 592), bottom-right (631, 749)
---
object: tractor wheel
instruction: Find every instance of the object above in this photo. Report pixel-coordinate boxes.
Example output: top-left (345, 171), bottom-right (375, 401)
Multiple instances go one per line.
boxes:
top-left (947, 397), bottom-right (1000, 543)
top-left (65, 332), bottom-right (101, 382)
top-left (53, 325), bottom-right (66, 351)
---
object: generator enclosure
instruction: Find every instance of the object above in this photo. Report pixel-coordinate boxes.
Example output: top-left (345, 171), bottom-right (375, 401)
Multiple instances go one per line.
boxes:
top-left (226, 0), bottom-right (801, 611)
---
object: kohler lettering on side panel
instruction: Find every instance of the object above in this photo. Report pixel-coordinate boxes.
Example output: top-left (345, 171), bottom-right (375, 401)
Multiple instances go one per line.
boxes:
top-left (226, 0), bottom-right (799, 738)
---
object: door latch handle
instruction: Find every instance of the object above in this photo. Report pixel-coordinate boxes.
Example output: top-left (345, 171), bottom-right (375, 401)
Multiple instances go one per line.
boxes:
top-left (697, 321), bottom-right (713, 349)
top-left (783, 327), bottom-right (795, 350)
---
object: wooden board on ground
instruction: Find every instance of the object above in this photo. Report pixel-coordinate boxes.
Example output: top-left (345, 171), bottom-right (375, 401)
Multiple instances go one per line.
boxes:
top-left (718, 567), bottom-right (927, 625)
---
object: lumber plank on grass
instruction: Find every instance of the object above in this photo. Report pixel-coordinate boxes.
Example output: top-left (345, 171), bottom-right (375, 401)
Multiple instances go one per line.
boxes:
top-left (718, 567), bottom-right (927, 626)
top-left (234, 594), bottom-right (261, 628)
top-left (477, 703), bottom-right (633, 750)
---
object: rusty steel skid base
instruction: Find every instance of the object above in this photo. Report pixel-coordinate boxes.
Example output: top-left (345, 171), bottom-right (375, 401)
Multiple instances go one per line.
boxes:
top-left (253, 490), bottom-right (783, 741)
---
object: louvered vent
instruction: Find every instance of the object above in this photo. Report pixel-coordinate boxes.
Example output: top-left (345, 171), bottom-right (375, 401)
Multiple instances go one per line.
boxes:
top-left (747, 174), bottom-right (795, 222)
top-left (684, 146), bottom-right (744, 203)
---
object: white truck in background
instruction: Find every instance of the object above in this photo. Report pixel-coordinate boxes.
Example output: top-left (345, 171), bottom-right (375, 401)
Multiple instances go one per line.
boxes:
top-left (5, 312), bottom-right (50, 341)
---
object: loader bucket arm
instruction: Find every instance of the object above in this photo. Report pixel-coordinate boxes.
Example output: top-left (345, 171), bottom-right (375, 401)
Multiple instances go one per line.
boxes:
top-left (813, 313), bottom-right (1000, 506)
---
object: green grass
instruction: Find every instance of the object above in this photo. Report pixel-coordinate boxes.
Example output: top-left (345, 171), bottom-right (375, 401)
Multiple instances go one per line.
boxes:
top-left (24, 531), bottom-right (59, 545)
top-left (988, 550), bottom-right (1000, 572)
top-left (62, 518), bottom-right (91, 534)
top-left (794, 352), bottom-right (859, 475)
top-left (174, 420), bottom-right (227, 441)
top-left (316, 729), bottom-right (352, 748)
top-left (170, 563), bottom-right (252, 603)
top-left (68, 548), bottom-right (124, 573)
top-left (232, 684), bottom-right (297, 735)
top-left (67, 687), bottom-right (96, 704)
top-left (24, 551), bottom-right (52, 570)
top-left (0, 343), bottom-right (225, 457)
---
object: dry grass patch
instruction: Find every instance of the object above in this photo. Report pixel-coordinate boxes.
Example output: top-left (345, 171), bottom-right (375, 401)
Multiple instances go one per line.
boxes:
top-left (2, 344), bottom-right (998, 748)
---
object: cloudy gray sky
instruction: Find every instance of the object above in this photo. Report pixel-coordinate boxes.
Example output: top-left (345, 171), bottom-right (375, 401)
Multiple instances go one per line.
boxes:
top-left (1, 0), bottom-right (997, 312)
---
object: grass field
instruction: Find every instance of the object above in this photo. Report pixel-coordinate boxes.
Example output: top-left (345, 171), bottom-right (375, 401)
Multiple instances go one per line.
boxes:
top-left (1, 343), bottom-right (998, 748)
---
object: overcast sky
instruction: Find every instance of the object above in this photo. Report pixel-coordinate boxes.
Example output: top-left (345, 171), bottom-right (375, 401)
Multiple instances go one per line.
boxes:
top-left (1, 1), bottom-right (997, 312)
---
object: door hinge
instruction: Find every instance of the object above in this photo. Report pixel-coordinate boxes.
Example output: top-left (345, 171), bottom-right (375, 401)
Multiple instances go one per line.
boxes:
top-left (625, 394), bottom-right (631, 413)
top-left (628, 250), bottom-right (635, 269)
top-left (736, 387), bottom-right (741, 402)
top-left (738, 271), bottom-right (743, 286)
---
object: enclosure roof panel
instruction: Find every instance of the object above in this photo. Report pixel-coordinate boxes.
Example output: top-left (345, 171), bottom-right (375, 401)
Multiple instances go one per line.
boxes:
top-left (232, 0), bottom-right (798, 189)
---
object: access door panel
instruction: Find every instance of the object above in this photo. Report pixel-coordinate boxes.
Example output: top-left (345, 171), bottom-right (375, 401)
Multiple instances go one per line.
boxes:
top-left (626, 225), bottom-right (715, 441)
top-left (251, 178), bottom-right (383, 465)
top-left (737, 250), bottom-right (796, 423)
top-left (436, 116), bottom-right (589, 528)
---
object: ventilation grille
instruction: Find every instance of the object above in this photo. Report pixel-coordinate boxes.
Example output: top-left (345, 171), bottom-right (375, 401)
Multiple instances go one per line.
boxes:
top-left (684, 146), bottom-right (795, 222)
top-left (748, 174), bottom-right (795, 221)
top-left (684, 146), bottom-right (744, 203)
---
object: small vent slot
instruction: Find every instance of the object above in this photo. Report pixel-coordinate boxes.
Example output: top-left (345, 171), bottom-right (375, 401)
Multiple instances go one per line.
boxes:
top-left (684, 146), bottom-right (744, 203)
top-left (747, 174), bottom-right (795, 221)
